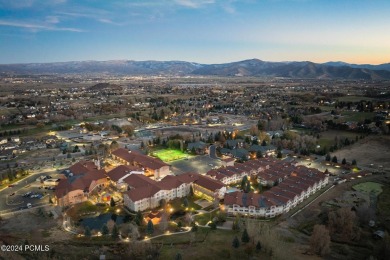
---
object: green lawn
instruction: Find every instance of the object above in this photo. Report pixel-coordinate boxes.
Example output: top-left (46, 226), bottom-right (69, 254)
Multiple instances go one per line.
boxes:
top-left (341, 111), bottom-right (375, 122)
top-left (152, 149), bottom-right (187, 162)
top-left (352, 182), bottom-right (383, 196)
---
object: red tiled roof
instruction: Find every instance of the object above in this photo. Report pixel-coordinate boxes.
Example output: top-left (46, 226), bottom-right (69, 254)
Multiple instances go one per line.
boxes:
top-left (107, 165), bottom-right (141, 182)
top-left (112, 148), bottom-right (169, 170)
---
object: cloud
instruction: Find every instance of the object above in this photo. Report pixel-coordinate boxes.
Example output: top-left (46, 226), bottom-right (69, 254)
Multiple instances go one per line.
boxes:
top-left (0, 0), bottom-right (66, 9)
top-left (45, 16), bottom-right (60, 24)
top-left (174, 0), bottom-right (215, 8)
top-left (0, 20), bottom-right (83, 32)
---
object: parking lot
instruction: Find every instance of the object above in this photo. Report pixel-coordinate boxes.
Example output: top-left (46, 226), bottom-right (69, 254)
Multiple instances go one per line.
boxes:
top-left (169, 155), bottom-right (223, 175)
top-left (1, 170), bottom-right (61, 213)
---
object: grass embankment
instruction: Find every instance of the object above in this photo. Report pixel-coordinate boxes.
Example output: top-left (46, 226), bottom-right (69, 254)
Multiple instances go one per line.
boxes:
top-left (153, 227), bottom-right (258, 259)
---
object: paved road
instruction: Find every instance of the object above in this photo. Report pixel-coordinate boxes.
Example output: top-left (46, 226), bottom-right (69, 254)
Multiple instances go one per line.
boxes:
top-left (0, 169), bottom-right (61, 214)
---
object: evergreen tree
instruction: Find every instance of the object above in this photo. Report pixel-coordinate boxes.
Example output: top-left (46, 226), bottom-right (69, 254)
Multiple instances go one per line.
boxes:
top-left (110, 197), bottom-right (116, 207)
top-left (84, 227), bottom-right (91, 238)
top-left (189, 185), bottom-right (194, 197)
top-left (135, 210), bottom-right (143, 226)
top-left (277, 150), bottom-right (282, 158)
top-left (241, 176), bottom-right (248, 190)
top-left (232, 236), bottom-right (240, 248)
top-left (332, 156), bottom-right (338, 163)
top-left (209, 221), bottom-right (217, 230)
top-left (242, 228), bottom-right (250, 243)
top-left (101, 224), bottom-right (109, 236)
top-left (352, 159), bottom-right (357, 166)
top-left (244, 181), bottom-right (251, 193)
top-left (261, 140), bottom-right (267, 146)
top-left (325, 153), bottom-right (331, 161)
top-left (341, 158), bottom-right (346, 165)
top-left (183, 197), bottom-right (189, 208)
top-left (111, 224), bottom-right (119, 239)
top-left (256, 150), bottom-right (263, 159)
top-left (175, 253), bottom-right (183, 260)
top-left (256, 241), bottom-right (262, 251)
top-left (147, 220), bottom-right (154, 235)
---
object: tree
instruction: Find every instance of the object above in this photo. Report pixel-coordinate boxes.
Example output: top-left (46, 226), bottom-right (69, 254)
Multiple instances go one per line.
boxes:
top-left (177, 221), bottom-right (183, 229)
top-left (209, 221), bottom-right (217, 230)
top-left (241, 176), bottom-right (248, 190)
top-left (191, 222), bottom-right (198, 232)
top-left (328, 207), bottom-right (358, 240)
top-left (147, 220), bottom-right (154, 235)
top-left (232, 236), bottom-right (240, 248)
top-left (101, 224), bottom-right (109, 236)
top-left (110, 197), bottom-right (116, 207)
top-left (277, 150), bottom-right (282, 159)
top-left (135, 210), bottom-right (143, 226)
top-left (341, 158), bottom-right (346, 165)
top-left (352, 159), bottom-right (357, 166)
top-left (183, 197), bottom-right (189, 208)
top-left (261, 140), bottom-right (267, 146)
top-left (189, 185), bottom-right (194, 197)
top-left (242, 228), bottom-right (250, 243)
top-left (84, 226), bottom-right (91, 238)
top-left (310, 224), bottom-right (330, 256)
top-left (256, 241), bottom-right (262, 251)
top-left (122, 125), bottom-right (135, 137)
top-left (325, 153), bottom-right (331, 161)
top-left (332, 156), bottom-right (338, 163)
top-left (244, 181), bottom-right (251, 193)
top-left (159, 211), bottom-right (169, 232)
top-left (175, 253), bottom-right (182, 260)
top-left (111, 224), bottom-right (119, 239)
top-left (110, 141), bottom-right (119, 151)
top-left (256, 150), bottom-right (263, 159)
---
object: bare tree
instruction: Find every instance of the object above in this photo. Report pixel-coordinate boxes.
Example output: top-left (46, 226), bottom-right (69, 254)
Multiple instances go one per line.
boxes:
top-left (107, 219), bottom-right (115, 233)
top-left (310, 224), bottom-right (330, 256)
top-left (159, 211), bottom-right (169, 232)
top-left (328, 207), bottom-right (359, 240)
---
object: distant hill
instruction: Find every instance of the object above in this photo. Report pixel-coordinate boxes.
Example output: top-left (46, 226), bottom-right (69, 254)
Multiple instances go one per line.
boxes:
top-left (192, 59), bottom-right (390, 80)
top-left (1, 59), bottom-right (390, 80)
top-left (322, 61), bottom-right (390, 71)
top-left (0, 60), bottom-right (202, 76)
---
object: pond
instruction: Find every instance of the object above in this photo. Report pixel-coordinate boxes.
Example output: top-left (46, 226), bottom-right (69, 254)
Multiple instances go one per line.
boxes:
top-left (79, 213), bottom-right (132, 230)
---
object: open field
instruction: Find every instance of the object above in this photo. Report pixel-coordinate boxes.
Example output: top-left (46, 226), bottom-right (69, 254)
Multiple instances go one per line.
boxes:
top-left (332, 135), bottom-right (390, 169)
top-left (152, 149), bottom-right (187, 162)
top-left (153, 227), bottom-right (267, 259)
top-left (337, 96), bottom-right (374, 102)
top-left (353, 182), bottom-right (383, 196)
top-left (317, 130), bottom-right (359, 149)
top-left (340, 111), bottom-right (375, 122)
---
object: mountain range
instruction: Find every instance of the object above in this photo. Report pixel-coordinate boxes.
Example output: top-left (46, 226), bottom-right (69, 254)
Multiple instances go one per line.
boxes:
top-left (1, 59), bottom-right (390, 80)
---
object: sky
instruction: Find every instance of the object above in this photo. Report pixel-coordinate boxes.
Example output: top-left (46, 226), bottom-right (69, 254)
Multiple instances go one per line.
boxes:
top-left (0, 0), bottom-right (389, 64)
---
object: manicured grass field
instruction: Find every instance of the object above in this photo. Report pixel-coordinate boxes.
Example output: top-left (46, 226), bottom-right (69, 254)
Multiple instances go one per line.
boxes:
top-left (352, 182), bottom-right (383, 196)
top-left (152, 149), bottom-right (187, 162)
